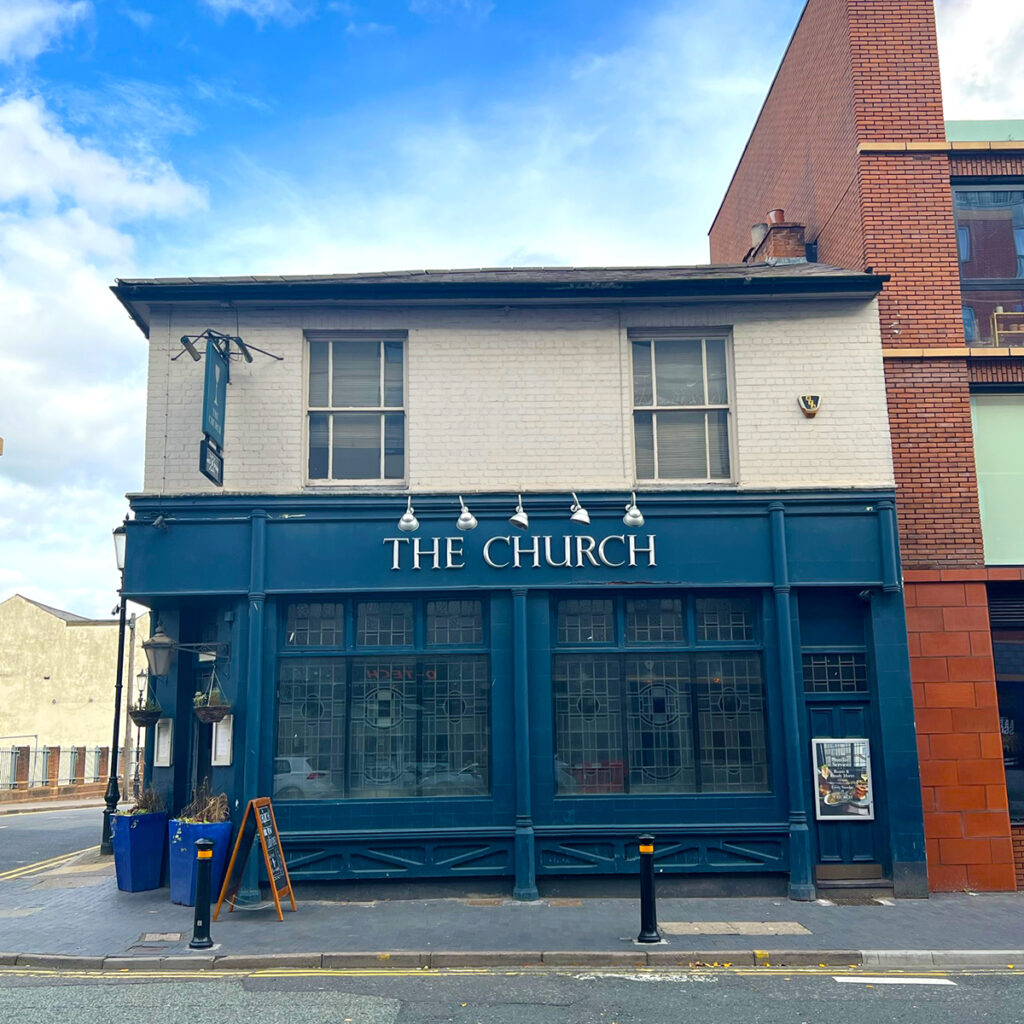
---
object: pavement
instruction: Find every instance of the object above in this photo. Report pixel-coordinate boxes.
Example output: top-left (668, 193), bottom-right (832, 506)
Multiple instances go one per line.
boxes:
top-left (1, 847), bottom-right (1023, 973)
top-left (0, 798), bottom-right (104, 816)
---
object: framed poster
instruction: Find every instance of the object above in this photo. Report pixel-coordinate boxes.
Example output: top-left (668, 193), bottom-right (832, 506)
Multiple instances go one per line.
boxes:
top-left (211, 714), bottom-right (233, 766)
top-left (812, 737), bottom-right (874, 820)
top-left (153, 718), bottom-right (174, 767)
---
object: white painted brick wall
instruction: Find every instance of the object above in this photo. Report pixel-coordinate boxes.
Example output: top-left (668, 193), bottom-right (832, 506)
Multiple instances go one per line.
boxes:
top-left (141, 297), bottom-right (893, 495)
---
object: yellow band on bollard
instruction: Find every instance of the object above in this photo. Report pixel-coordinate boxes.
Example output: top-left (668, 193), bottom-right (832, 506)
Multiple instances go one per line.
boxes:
top-left (639, 844), bottom-right (654, 854)
top-left (197, 850), bottom-right (213, 860)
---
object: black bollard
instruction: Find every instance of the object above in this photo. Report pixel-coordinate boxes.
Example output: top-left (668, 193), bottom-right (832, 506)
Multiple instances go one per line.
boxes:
top-left (636, 834), bottom-right (661, 943)
top-left (189, 838), bottom-right (215, 950)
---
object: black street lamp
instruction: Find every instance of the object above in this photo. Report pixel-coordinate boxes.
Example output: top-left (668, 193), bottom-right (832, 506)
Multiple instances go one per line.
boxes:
top-left (100, 522), bottom-right (128, 856)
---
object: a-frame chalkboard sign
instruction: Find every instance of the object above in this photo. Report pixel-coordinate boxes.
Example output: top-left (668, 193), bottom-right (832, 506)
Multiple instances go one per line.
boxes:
top-left (214, 797), bottom-right (296, 921)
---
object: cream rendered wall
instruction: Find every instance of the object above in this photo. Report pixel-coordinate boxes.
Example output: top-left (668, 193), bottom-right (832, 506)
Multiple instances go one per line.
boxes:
top-left (0, 595), bottom-right (150, 749)
top-left (141, 297), bottom-right (893, 496)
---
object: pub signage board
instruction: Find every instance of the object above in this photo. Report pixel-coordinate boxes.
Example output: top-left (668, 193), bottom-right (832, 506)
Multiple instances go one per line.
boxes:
top-left (812, 737), bottom-right (874, 820)
top-left (201, 340), bottom-right (228, 449)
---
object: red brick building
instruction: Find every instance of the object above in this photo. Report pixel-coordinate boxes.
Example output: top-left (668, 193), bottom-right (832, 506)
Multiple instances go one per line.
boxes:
top-left (711, 0), bottom-right (1024, 891)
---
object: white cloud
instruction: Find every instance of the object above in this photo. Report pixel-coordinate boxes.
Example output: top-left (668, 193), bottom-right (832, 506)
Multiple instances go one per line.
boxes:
top-left (0, 94), bottom-right (203, 617)
top-left (0, 0), bottom-right (89, 63)
top-left (935, 0), bottom-right (1024, 119)
top-left (408, 0), bottom-right (493, 24)
top-left (121, 7), bottom-right (153, 30)
top-left (199, 0), bottom-right (313, 26)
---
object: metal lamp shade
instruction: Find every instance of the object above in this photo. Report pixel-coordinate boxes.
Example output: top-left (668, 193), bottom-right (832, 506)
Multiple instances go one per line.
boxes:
top-left (569, 493), bottom-right (590, 525)
top-left (112, 524), bottom-right (127, 572)
top-left (457, 497), bottom-right (478, 532)
top-left (623, 492), bottom-right (645, 528)
top-left (142, 626), bottom-right (175, 678)
top-left (398, 497), bottom-right (419, 533)
top-left (509, 495), bottom-right (529, 530)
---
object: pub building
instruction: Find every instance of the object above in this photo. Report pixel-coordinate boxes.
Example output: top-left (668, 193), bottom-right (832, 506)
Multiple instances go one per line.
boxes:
top-left (112, 258), bottom-right (928, 900)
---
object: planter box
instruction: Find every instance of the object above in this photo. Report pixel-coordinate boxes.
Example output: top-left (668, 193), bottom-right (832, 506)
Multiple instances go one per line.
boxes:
top-left (167, 819), bottom-right (233, 906)
top-left (112, 812), bottom-right (168, 892)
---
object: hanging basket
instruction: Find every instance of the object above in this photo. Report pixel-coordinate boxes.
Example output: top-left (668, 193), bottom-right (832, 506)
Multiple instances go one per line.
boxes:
top-left (128, 707), bottom-right (162, 729)
top-left (194, 703), bottom-right (231, 724)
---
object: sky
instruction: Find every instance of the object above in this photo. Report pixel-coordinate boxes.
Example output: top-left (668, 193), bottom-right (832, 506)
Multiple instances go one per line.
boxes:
top-left (0, 0), bottom-right (1021, 620)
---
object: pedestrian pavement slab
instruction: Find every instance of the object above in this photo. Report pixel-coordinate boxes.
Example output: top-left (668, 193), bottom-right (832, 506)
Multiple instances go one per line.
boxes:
top-left (1, 849), bottom-right (1023, 968)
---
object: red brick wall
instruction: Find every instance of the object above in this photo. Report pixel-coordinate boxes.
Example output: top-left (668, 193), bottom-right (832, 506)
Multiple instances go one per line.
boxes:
top-left (1014, 826), bottom-right (1024, 889)
top-left (970, 360), bottom-right (1024, 385)
top-left (847, 0), bottom-right (945, 140)
top-left (709, 0), bottom-right (861, 268)
top-left (884, 359), bottom-right (982, 568)
top-left (906, 577), bottom-right (1015, 890)
top-left (950, 153), bottom-right (1024, 177)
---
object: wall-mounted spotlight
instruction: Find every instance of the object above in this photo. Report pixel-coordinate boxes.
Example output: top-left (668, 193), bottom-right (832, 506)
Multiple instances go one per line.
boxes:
top-left (179, 336), bottom-right (202, 361)
top-left (398, 496), bottom-right (419, 533)
top-left (151, 515), bottom-right (168, 531)
top-left (234, 337), bottom-right (254, 364)
top-left (457, 496), bottom-right (478, 532)
top-left (509, 494), bottom-right (529, 530)
top-left (569, 492), bottom-right (590, 525)
top-left (623, 492), bottom-right (644, 528)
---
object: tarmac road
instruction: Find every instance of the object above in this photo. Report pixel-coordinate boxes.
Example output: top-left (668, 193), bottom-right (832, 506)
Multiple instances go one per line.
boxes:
top-left (1, 966), bottom-right (1024, 1024)
top-left (0, 808), bottom-right (100, 875)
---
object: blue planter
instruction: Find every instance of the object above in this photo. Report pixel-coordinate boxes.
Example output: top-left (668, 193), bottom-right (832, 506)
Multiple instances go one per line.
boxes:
top-left (167, 819), bottom-right (233, 906)
top-left (112, 812), bottom-right (168, 892)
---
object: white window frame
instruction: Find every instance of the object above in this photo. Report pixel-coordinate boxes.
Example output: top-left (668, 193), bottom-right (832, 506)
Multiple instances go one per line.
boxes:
top-left (304, 331), bottom-right (407, 485)
top-left (629, 331), bottom-right (734, 483)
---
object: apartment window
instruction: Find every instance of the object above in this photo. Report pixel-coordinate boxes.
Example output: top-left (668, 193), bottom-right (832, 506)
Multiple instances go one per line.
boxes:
top-left (307, 333), bottom-right (405, 481)
top-left (276, 597), bottom-right (490, 799)
top-left (552, 593), bottom-right (769, 796)
top-left (631, 333), bottom-right (731, 480)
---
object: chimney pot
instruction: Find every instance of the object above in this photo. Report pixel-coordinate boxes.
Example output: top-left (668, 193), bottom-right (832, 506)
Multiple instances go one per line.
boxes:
top-left (767, 209), bottom-right (785, 224)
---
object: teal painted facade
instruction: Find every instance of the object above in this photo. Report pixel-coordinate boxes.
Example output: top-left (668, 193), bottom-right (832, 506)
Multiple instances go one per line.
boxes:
top-left (125, 489), bottom-right (927, 899)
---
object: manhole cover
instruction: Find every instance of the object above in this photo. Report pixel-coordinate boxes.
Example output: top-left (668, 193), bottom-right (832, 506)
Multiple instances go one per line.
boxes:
top-left (826, 895), bottom-right (884, 906)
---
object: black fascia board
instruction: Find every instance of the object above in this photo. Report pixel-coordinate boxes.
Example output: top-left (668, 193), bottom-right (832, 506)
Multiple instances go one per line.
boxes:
top-left (111, 272), bottom-right (886, 336)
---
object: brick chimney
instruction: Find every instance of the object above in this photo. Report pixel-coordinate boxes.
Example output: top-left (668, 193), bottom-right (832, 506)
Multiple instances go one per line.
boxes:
top-left (746, 210), bottom-right (807, 264)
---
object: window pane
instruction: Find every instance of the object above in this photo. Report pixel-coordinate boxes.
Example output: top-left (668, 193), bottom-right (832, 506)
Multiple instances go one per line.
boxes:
top-left (357, 601), bottom-right (413, 646)
top-left (332, 341), bottom-right (380, 407)
top-left (634, 412), bottom-right (655, 478)
top-left (286, 601), bottom-right (344, 647)
top-left (707, 410), bottom-right (730, 478)
top-left (705, 338), bottom-right (728, 404)
top-left (383, 341), bottom-right (403, 406)
top-left (802, 653), bottom-right (867, 694)
top-left (274, 658), bottom-right (346, 799)
top-left (308, 413), bottom-right (329, 478)
top-left (553, 655), bottom-right (624, 794)
top-left (557, 599), bottom-right (613, 644)
top-left (383, 413), bottom-right (405, 479)
top-left (632, 340), bottom-right (653, 405)
top-left (347, 659), bottom-right (418, 797)
top-left (427, 600), bottom-right (483, 645)
top-left (626, 656), bottom-right (697, 793)
top-left (419, 657), bottom-right (490, 796)
top-left (655, 339), bottom-right (703, 405)
top-left (626, 598), bottom-right (684, 643)
top-left (697, 597), bottom-right (753, 642)
top-left (656, 410), bottom-right (707, 478)
top-left (332, 413), bottom-right (380, 479)
top-left (695, 654), bottom-right (769, 793)
top-left (309, 341), bottom-right (329, 406)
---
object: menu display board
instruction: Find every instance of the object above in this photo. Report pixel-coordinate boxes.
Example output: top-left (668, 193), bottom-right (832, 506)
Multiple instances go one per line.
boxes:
top-left (812, 737), bottom-right (874, 821)
top-left (214, 797), bottom-right (296, 921)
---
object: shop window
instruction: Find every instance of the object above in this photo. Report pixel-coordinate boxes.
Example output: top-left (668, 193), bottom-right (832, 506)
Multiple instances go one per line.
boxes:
top-left (630, 333), bottom-right (731, 481)
top-left (285, 602), bottom-right (344, 646)
top-left (306, 332), bottom-right (405, 481)
top-left (552, 593), bottom-right (768, 796)
top-left (275, 598), bottom-right (489, 799)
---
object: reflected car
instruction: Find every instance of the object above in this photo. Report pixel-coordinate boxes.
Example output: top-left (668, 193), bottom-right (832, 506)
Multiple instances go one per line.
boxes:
top-left (272, 756), bottom-right (336, 799)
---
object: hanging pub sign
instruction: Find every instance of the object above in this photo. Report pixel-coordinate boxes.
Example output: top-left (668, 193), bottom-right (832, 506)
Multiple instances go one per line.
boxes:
top-left (812, 737), bottom-right (874, 820)
top-left (199, 438), bottom-right (223, 486)
top-left (202, 339), bottom-right (229, 449)
top-left (214, 797), bottom-right (296, 921)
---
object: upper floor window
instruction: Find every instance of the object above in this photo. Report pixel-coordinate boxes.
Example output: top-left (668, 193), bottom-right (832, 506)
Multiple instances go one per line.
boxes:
top-left (630, 333), bottom-right (731, 481)
top-left (307, 333), bottom-right (405, 481)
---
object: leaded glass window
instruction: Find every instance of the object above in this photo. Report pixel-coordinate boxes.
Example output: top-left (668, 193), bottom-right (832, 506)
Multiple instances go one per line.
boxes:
top-left (552, 593), bottom-right (768, 795)
top-left (275, 598), bottom-right (490, 799)
top-left (802, 652), bottom-right (867, 694)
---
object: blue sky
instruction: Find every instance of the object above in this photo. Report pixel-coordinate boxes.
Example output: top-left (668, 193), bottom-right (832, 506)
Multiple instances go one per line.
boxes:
top-left (0, 0), bottom-right (1019, 618)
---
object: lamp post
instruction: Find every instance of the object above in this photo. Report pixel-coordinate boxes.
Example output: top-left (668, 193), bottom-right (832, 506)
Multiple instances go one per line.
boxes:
top-left (133, 669), bottom-right (147, 800)
top-left (100, 523), bottom-right (128, 856)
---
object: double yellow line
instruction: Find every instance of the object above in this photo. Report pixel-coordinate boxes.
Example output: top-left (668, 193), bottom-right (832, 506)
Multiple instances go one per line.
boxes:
top-left (0, 846), bottom-right (98, 882)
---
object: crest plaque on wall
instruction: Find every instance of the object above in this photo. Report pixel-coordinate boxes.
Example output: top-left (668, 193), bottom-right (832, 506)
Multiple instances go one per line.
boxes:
top-left (798, 395), bottom-right (821, 417)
